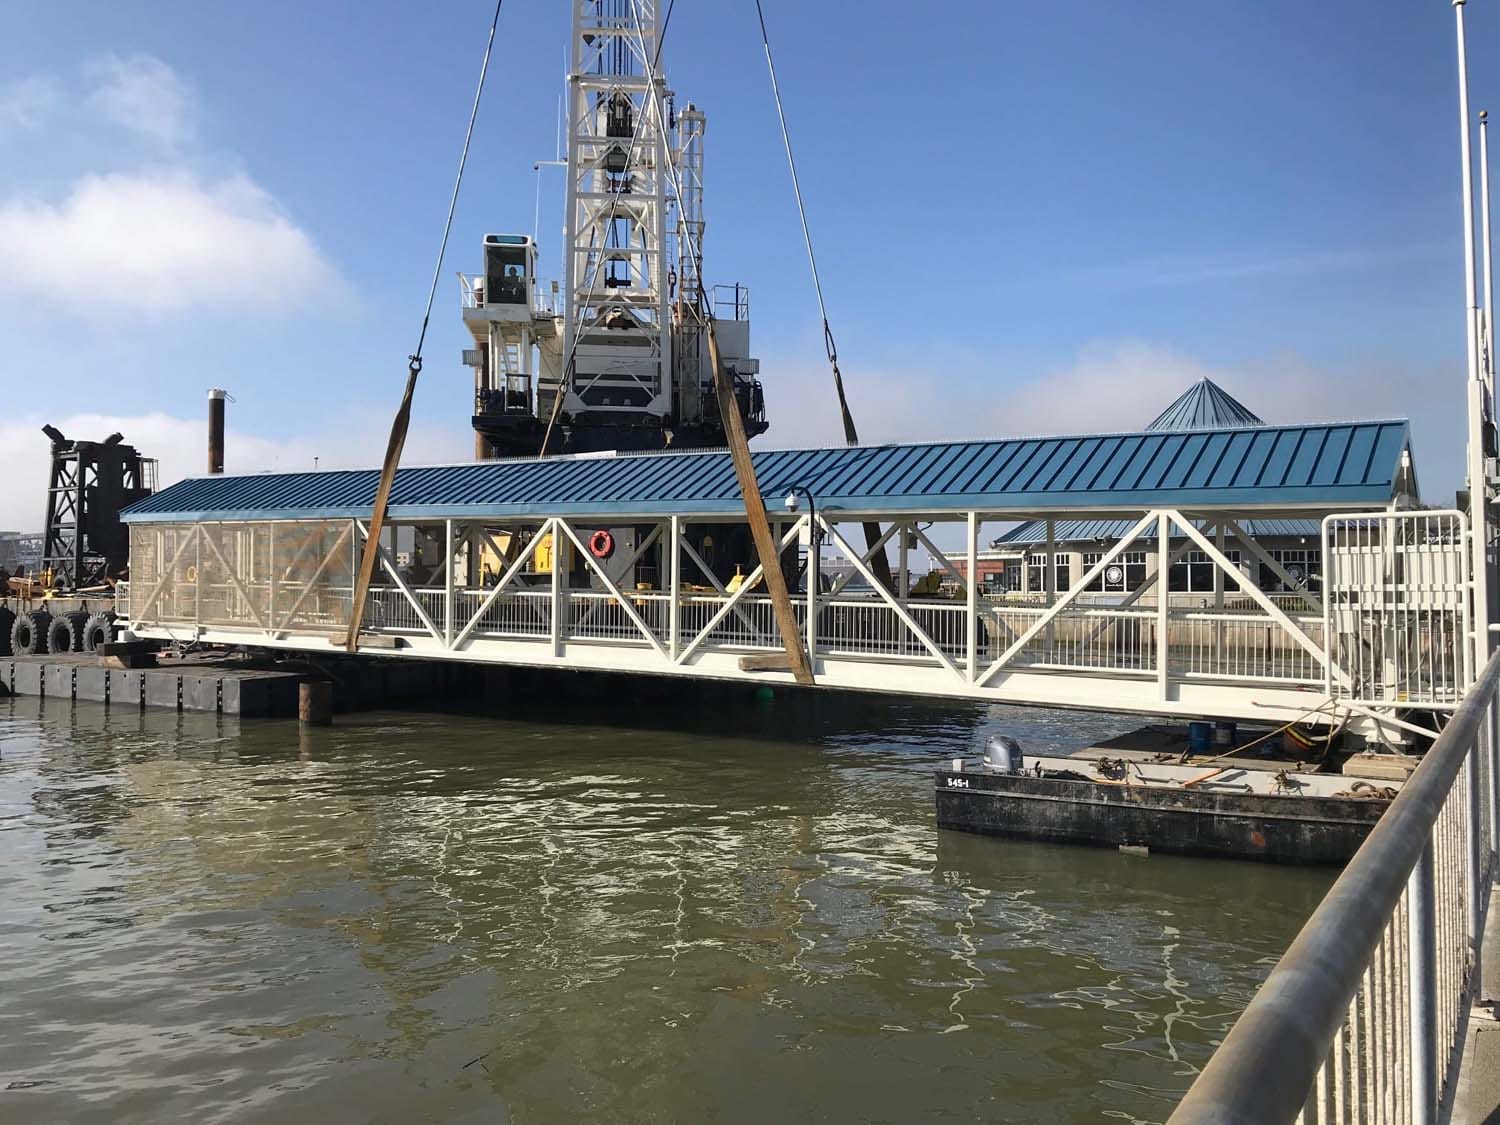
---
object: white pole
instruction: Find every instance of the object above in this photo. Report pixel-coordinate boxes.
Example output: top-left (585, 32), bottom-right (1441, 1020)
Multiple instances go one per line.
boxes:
top-left (1482, 109), bottom-right (1495, 392)
top-left (966, 513), bottom-right (978, 682)
top-left (444, 518), bottom-right (455, 647)
top-left (1456, 1), bottom-right (1492, 668)
top-left (807, 515), bottom-right (819, 668)
top-left (669, 516), bottom-right (681, 661)
top-left (1157, 513), bottom-right (1171, 699)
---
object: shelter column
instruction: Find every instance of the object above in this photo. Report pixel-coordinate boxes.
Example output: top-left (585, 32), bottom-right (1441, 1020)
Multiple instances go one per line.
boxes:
top-left (444, 519), bottom-right (455, 647)
top-left (898, 523), bottom-right (909, 604)
top-left (550, 519), bottom-right (563, 657)
top-left (669, 517), bottom-right (681, 661)
top-left (966, 512), bottom-right (978, 682)
top-left (1157, 512), bottom-right (1171, 699)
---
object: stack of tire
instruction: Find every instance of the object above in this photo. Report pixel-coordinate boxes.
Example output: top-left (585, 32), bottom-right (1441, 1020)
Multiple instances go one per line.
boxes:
top-left (0, 607), bottom-right (116, 657)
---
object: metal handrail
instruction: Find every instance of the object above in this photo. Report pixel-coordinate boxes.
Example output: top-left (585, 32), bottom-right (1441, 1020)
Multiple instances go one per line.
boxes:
top-left (1169, 644), bottom-right (1500, 1123)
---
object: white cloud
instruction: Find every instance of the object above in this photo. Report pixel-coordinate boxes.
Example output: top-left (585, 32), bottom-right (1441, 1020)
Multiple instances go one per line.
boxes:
top-left (0, 410), bottom-right (472, 533)
top-left (0, 169), bottom-right (339, 312)
top-left (760, 340), bottom-right (1464, 498)
top-left (1053, 244), bottom-right (1449, 292)
top-left (760, 342), bottom-right (1209, 450)
top-left (86, 53), bottom-right (195, 147)
top-left (0, 75), bottom-right (60, 132)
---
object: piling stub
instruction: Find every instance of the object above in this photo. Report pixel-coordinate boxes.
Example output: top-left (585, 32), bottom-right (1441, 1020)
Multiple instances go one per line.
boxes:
top-left (299, 680), bottom-right (333, 725)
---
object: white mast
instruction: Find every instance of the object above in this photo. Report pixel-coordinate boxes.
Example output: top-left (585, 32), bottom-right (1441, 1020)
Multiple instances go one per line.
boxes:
top-left (562, 0), bottom-right (672, 427)
top-left (1454, 0), bottom-right (1492, 666)
top-left (1482, 109), bottom-right (1495, 394)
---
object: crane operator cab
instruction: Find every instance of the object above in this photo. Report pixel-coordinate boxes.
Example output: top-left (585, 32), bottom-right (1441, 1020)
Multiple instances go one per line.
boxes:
top-left (483, 233), bottom-right (535, 310)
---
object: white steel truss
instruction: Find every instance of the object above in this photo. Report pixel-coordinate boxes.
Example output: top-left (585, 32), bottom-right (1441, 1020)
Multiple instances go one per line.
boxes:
top-left (121, 508), bottom-right (1474, 732)
top-left (562, 0), bottom-right (671, 420)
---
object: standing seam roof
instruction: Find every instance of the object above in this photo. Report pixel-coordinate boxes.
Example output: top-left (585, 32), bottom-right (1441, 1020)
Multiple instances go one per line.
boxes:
top-left (121, 419), bottom-right (1415, 525)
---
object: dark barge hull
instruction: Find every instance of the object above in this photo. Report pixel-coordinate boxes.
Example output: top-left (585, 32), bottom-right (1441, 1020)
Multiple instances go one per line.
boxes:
top-left (934, 769), bottom-right (1388, 865)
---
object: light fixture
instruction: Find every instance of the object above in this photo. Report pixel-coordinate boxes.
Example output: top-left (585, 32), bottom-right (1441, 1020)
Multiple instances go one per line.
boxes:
top-left (784, 492), bottom-right (800, 512)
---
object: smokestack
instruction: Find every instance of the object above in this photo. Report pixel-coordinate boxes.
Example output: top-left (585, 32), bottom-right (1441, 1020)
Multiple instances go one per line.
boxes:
top-left (208, 388), bottom-right (227, 474)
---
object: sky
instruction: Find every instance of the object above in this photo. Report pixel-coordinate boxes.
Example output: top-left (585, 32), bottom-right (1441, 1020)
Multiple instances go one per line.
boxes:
top-left (1, 0), bottom-right (1497, 531)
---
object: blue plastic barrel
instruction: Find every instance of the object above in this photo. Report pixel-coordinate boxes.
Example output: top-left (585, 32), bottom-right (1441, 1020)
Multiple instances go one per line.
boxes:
top-left (1188, 722), bottom-right (1213, 754)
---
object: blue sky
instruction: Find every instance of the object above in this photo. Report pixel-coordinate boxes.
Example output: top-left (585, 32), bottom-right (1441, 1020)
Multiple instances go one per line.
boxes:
top-left (1, 0), bottom-right (1496, 528)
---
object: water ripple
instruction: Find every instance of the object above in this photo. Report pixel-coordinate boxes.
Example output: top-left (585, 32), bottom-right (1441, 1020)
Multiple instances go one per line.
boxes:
top-left (0, 691), bottom-right (1331, 1124)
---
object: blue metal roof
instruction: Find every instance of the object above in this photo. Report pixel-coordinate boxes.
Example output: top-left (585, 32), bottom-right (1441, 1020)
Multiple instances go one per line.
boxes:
top-left (992, 517), bottom-right (1323, 548)
top-left (121, 419), bottom-right (1415, 525)
top-left (1147, 379), bottom-right (1265, 431)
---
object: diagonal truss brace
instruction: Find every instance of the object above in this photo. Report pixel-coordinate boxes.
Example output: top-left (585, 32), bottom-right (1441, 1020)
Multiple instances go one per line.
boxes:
top-left (820, 519), bottom-right (962, 678)
top-left (555, 519), bottom-right (667, 658)
top-left (1221, 518), bottom-right (1322, 614)
top-left (355, 520), bottom-right (442, 643)
top-left (197, 525), bottom-right (270, 634)
top-left (452, 519), bottom-right (556, 649)
top-left (977, 511), bottom-right (1161, 688)
top-left (677, 519), bottom-right (805, 664)
top-left (1170, 513), bottom-right (1347, 689)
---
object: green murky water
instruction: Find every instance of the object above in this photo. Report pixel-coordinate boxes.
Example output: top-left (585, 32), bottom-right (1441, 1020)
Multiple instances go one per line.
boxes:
top-left (0, 687), bottom-right (1331, 1123)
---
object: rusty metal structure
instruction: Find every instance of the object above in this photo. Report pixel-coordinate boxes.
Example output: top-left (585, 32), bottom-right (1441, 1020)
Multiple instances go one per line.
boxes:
top-left (39, 426), bottom-right (156, 590)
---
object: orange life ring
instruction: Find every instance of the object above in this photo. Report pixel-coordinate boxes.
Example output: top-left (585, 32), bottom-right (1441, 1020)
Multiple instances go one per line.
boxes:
top-left (589, 530), bottom-right (615, 559)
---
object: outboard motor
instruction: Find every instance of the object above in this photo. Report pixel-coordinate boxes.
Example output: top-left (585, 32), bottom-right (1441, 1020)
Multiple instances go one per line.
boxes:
top-left (983, 735), bottom-right (1024, 774)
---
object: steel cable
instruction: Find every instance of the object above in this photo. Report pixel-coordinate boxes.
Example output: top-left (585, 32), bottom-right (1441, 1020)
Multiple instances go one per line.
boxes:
top-left (752, 0), bottom-right (859, 446)
top-left (346, 0), bottom-right (505, 649)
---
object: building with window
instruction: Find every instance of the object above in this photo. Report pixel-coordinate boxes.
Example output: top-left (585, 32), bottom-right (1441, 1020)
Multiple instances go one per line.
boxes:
top-left (959, 380), bottom-right (1328, 603)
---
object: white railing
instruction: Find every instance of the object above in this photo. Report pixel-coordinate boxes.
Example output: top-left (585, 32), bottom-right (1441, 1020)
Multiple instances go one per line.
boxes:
top-left (1325, 511), bottom-right (1470, 708)
top-left (456, 589), bottom-right (552, 640)
top-left (995, 606), bottom-right (1158, 674)
top-left (459, 273), bottom-right (560, 317)
top-left (1170, 647), bottom-right (1500, 1124)
top-left (121, 515), bottom-right (1474, 721)
top-left (1170, 610), bottom-right (1327, 684)
top-left (679, 594), bottom-right (783, 651)
top-left (362, 586), bottom-right (442, 635)
top-left (818, 599), bottom-right (966, 660)
top-left (566, 590), bottom-right (670, 644)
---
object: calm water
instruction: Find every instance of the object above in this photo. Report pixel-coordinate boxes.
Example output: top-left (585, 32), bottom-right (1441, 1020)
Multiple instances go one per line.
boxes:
top-left (0, 686), bottom-right (1332, 1124)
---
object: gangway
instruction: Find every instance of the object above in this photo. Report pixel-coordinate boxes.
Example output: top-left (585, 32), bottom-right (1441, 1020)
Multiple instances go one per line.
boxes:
top-left (115, 416), bottom-right (1462, 738)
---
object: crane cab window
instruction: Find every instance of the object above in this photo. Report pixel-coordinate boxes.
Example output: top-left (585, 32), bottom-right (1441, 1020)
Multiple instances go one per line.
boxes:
top-left (486, 246), bottom-right (528, 305)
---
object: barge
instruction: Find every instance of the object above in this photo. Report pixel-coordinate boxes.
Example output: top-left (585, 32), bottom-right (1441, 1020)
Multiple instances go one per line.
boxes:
top-left (935, 750), bottom-right (1398, 865)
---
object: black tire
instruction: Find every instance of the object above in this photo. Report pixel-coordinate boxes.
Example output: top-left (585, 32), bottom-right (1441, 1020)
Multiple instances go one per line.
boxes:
top-left (0, 606), bottom-right (13, 657)
top-left (12, 610), bottom-right (51, 656)
top-left (46, 614), bottom-right (78, 655)
top-left (82, 611), bottom-right (117, 653)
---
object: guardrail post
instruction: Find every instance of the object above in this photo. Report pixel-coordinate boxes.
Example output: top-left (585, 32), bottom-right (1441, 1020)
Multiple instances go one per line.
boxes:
top-left (1408, 838), bottom-right (1438, 1125)
top-left (1490, 694), bottom-right (1499, 872)
top-left (1468, 735), bottom-right (1483, 965)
